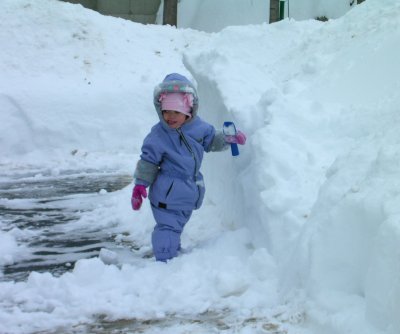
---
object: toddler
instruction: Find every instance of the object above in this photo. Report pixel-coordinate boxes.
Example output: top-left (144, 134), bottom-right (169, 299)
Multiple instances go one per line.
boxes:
top-left (131, 73), bottom-right (246, 262)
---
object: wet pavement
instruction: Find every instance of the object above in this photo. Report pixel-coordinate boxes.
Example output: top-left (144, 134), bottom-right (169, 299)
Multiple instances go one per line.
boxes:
top-left (0, 169), bottom-right (133, 282)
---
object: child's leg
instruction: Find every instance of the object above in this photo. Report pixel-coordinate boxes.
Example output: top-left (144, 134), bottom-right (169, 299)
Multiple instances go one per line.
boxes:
top-left (150, 204), bottom-right (192, 262)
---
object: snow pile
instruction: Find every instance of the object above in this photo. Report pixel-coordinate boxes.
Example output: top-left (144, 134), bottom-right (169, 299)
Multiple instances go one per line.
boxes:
top-left (1, 0), bottom-right (400, 333)
top-left (0, 229), bottom-right (28, 267)
top-left (0, 0), bottom-right (191, 167)
top-left (183, 2), bottom-right (400, 331)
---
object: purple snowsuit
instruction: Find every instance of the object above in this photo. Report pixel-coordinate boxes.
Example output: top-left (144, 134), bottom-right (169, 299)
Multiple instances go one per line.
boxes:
top-left (134, 73), bottom-right (228, 261)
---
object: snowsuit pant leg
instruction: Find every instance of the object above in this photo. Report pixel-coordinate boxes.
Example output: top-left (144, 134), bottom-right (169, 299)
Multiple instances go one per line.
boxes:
top-left (151, 204), bottom-right (192, 262)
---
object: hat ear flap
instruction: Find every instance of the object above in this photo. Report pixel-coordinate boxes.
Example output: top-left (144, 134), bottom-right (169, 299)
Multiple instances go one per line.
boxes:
top-left (182, 93), bottom-right (194, 109)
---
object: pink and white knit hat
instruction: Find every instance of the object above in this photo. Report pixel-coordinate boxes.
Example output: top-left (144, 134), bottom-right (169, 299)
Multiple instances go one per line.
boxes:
top-left (159, 92), bottom-right (193, 118)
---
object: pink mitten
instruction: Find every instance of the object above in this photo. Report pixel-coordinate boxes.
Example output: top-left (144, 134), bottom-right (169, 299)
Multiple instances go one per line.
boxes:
top-left (131, 185), bottom-right (147, 210)
top-left (225, 130), bottom-right (247, 145)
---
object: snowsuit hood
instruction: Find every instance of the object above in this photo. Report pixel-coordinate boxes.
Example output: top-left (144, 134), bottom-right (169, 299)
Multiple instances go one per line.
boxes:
top-left (153, 73), bottom-right (199, 127)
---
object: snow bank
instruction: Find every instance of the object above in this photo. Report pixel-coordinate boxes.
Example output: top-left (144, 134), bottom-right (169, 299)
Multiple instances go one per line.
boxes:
top-left (287, 1), bottom-right (400, 332)
top-left (0, 0), bottom-right (192, 168)
top-left (185, 0), bottom-right (400, 332)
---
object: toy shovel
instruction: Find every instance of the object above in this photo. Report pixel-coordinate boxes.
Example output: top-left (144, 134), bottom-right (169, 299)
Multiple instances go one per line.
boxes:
top-left (223, 121), bottom-right (239, 156)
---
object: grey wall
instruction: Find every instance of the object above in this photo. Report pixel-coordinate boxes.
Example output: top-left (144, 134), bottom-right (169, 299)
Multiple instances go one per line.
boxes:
top-left (61, 0), bottom-right (161, 24)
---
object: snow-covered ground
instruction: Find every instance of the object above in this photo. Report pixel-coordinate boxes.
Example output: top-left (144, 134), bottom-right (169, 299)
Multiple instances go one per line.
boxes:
top-left (1, 0), bottom-right (400, 333)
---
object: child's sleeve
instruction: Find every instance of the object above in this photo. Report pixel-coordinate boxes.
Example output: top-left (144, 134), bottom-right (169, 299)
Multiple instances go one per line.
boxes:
top-left (133, 131), bottom-right (163, 185)
top-left (204, 126), bottom-right (229, 152)
top-left (134, 159), bottom-right (158, 185)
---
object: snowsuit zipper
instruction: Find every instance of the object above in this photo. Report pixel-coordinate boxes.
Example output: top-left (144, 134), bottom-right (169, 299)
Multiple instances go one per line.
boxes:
top-left (176, 128), bottom-right (201, 206)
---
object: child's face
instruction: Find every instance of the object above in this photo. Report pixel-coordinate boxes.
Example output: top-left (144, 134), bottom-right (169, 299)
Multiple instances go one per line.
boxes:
top-left (162, 110), bottom-right (188, 129)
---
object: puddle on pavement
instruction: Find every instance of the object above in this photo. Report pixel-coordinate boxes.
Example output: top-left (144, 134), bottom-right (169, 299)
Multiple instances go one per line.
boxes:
top-left (0, 169), bottom-right (133, 199)
top-left (0, 169), bottom-right (133, 282)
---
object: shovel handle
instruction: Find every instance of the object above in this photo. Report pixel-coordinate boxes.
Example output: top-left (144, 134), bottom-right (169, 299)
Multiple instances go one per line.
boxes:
top-left (223, 121), bottom-right (240, 157)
